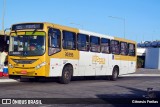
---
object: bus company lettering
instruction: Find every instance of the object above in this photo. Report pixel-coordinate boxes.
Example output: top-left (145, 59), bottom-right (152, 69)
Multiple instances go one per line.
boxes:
top-left (92, 55), bottom-right (105, 64)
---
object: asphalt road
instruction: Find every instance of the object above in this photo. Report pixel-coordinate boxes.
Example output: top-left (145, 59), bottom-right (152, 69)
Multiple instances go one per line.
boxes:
top-left (0, 69), bottom-right (160, 107)
top-left (0, 76), bottom-right (160, 98)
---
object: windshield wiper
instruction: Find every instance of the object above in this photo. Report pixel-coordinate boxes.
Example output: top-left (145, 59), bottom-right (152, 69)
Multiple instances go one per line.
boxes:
top-left (32, 29), bottom-right (38, 35)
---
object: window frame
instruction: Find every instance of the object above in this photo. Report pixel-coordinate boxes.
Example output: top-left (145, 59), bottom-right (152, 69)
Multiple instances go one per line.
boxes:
top-left (120, 42), bottom-right (128, 56)
top-left (48, 28), bottom-right (61, 56)
top-left (101, 38), bottom-right (110, 54)
top-left (62, 30), bottom-right (76, 50)
top-left (128, 43), bottom-right (136, 56)
top-left (110, 40), bottom-right (120, 55)
top-left (90, 36), bottom-right (100, 53)
top-left (77, 33), bottom-right (89, 52)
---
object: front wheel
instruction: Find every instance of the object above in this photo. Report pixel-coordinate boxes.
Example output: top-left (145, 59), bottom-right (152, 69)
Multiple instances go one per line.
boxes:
top-left (59, 65), bottom-right (72, 84)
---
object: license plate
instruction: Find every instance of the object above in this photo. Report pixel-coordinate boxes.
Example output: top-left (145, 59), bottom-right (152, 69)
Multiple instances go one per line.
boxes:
top-left (21, 70), bottom-right (27, 74)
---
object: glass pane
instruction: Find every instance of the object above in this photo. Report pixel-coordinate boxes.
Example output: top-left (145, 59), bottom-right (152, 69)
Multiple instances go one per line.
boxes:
top-left (48, 28), bottom-right (61, 55)
top-left (90, 36), bottom-right (100, 52)
top-left (49, 29), bottom-right (60, 48)
top-left (111, 40), bottom-right (119, 54)
top-left (90, 36), bottom-right (99, 45)
top-left (63, 31), bottom-right (76, 50)
top-left (77, 34), bottom-right (88, 51)
top-left (101, 38), bottom-right (110, 53)
top-left (129, 44), bottom-right (135, 56)
top-left (9, 34), bottom-right (45, 56)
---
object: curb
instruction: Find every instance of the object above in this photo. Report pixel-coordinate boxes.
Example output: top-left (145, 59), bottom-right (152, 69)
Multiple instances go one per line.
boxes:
top-left (0, 79), bottom-right (17, 83)
top-left (120, 74), bottom-right (160, 77)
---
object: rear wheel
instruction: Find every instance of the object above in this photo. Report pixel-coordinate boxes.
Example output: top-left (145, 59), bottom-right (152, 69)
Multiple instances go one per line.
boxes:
top-left (110, 67), bottom-right (119, 81)
top-left (59, 65), bottom-right (72, 84)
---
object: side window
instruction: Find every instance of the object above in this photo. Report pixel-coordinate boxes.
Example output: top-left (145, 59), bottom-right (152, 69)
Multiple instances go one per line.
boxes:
top-left (48, 28), bottom-right (61, 55)
top-left (63, 31), bottom-right (76, 50)
top-left (77, 33), bottom-right (89, 51)
top-left (128, 43), bottom-right (135, 56)
top-left (90, 36), bottom-right (100, 52)
top-left (120, 42), bottom-right (128, 55)
top-left (101, 38), bottom-right (110, 54)
top-left (111, 40), bottom-right (120, 54)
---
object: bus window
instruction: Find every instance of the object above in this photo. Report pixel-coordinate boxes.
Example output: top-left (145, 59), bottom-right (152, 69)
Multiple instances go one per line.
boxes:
top-left (63, 31), bottom-right (76, 50)
top-left (90, 36), bottom-right (100, 52)
top-left (128, 43), bottom-right (135, 56)
top-left (120, 42), bottom-right (128, 55)
top-left (77, 33), bottom-right (89, 51)
top-left (111, 40), bottom-right (120, 55)
top-left (9, 36), bottom-right (23, 52)
top-left (101, 38), bottom-right (110, 54)
top-left (9, 34), bottom-right (45, 56)
top-left (48, 28), bottom-right (61, 55)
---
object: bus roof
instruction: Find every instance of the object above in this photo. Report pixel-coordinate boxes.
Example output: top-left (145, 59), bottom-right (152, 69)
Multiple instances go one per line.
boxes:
top-left (11, 22), bottom-right (136, 44)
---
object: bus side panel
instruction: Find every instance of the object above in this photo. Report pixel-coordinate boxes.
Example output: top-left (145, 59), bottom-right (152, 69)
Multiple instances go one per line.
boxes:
top-left (95, 53), bottom-right (108, 76)
top-left (79, 51), bottom-right (96, 76)
top-left (49, 58), bottom-right (79, 77)
top-left (119, 56), bottom-right (128, 75)
top-left (108, 54), bottom-right (121, 75)
top-left (106, 54), bottom-right (114, 75)
top-left (120, 60), bottom-right (128, 75)
top-left (128, 56), bottom-right (137, 73)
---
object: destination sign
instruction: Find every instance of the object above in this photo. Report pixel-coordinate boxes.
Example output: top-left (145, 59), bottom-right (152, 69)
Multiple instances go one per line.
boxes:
top-left (12, 23), bottom-right (43, 30)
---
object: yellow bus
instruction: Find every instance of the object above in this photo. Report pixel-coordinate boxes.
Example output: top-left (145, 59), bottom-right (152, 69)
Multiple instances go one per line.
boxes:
top-left (8, 22), bottom-right (136, 84)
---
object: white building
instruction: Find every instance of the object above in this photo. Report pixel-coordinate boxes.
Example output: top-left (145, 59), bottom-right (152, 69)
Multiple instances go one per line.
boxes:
top-left (137, 48), bottom-right (146, 56)
top-left (145, 48), bottom-right (160, 69)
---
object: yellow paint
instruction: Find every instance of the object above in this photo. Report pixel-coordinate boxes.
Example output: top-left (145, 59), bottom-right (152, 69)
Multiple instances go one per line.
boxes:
top-left (114, 55), bottom-right (121, 60)
top-left (49, 49), bottom-right (79, 60)
top-left (114, 37), bottom-right (137, 61)
top-left (11, 31), bottom-right (45, 36)
top-left (11, 32), bottom-right (25, 36)
top-left (114, 37), bottom-right (136, 44)
top-left (114, 55), bottom-right (137, 61)
top-left (9, 22), bottom-right (79, 77)
top-left (8, 55), bottom-right (46, 76)
top-left (92, 55), bottom-right (105, 64)
top-left (25, 31), bottom-right (45, 35)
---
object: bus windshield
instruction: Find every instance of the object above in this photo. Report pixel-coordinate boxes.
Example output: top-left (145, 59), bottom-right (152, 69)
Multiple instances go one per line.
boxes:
top-left (9, 34), bottom-right (45, 56)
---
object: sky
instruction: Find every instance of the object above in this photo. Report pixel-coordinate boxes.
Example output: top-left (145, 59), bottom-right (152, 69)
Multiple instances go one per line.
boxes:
top-left (0, 0), bottom-right (160, 43)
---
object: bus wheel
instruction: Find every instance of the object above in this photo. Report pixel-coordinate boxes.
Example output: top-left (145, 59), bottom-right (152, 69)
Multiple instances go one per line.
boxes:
top-left (111, 67), bottom-right (119, 81)
top-left (59, 65), bottom-right (72, 84)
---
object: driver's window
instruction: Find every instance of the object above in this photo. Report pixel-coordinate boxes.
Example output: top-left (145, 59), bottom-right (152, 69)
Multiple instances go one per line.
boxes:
top-left (48, 28), bottom-right (61, 55)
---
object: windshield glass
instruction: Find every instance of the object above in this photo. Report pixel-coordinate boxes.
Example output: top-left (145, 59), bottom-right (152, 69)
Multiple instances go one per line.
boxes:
top-left (9, 33), bottom-right (45, 56)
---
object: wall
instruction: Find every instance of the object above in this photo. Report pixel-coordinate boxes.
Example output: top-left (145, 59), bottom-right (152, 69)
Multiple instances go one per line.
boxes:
top-left (145, 48), bottom-right (160, 69)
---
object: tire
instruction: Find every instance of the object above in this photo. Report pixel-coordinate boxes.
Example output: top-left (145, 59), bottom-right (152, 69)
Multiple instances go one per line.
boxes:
top-left (59, 65), bottom-right (72, 84)
top-left (111, 67), bottom-right (119, 81)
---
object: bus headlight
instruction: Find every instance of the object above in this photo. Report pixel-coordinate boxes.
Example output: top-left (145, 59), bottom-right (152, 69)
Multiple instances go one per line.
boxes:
top-left (35, 62), bottom-right (46, 69)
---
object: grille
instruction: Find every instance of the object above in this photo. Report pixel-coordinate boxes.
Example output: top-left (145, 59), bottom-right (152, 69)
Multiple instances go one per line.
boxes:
top-left (12, 59), bottom-right (37, 64)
